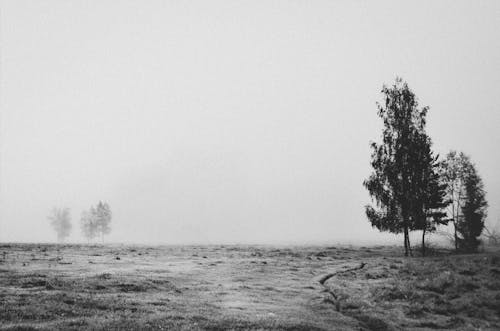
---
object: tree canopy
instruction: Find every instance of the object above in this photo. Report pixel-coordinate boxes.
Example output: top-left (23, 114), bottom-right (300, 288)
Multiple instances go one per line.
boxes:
top-left (364, 78), bottom-right (449, 256)
top-left (48, 207), bottom-right (72, 243)
top-left (80, 202), bottom-right (112, 243)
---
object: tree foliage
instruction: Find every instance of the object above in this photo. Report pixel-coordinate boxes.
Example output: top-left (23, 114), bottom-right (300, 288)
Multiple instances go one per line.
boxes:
top-left (81, 206), bottom-right (98, 242)
top-left (442, 151), bottom-right (472, 250)
top-left (364, 78), bottom-right (449, 256)
top-left (412, 149), bottom-right (449, 256)
top-left (48, 207), bottom-right (72, 242)
top-left (458, 165), bottom-right (488, 252)
top-left (442, 151), bottom-right (487, 252)
top-left (80, 201), bottom-right (112, 243)
top-left (96, 201), bottom-right (112, 240)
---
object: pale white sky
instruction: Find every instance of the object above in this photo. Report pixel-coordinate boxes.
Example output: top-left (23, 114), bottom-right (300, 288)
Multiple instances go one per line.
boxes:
top-left (1, 0), bottom-right (499, 244)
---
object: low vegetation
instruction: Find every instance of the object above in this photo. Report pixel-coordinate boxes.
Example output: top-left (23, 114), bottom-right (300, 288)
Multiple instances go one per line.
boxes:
top-left (1, 244), bottom-right (499, 330)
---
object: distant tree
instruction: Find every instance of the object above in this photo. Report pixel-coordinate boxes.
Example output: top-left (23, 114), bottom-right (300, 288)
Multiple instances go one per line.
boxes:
top-left (48, 207), bottom-right (72, 243)
top-left (458, 165), bottom-right (488, 252)
top-left (483, 218), bottom-right (500, 245)
top-left (95, 201), bottom-right (112, 242)
top-left (81, 206), bottom-right (98, 243)
top-left (364, 78), bottom-right (445, 256)
top-left (442, 151), bottom-right (473, 250)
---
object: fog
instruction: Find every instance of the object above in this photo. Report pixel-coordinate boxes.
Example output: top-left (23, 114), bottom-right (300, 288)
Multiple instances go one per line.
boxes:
top-left (1, 1), bottom-right (499, 244)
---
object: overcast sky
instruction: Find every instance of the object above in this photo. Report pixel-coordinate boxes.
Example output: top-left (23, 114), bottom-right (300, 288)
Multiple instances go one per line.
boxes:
top-left (1, 0), bottom-right (499, 244)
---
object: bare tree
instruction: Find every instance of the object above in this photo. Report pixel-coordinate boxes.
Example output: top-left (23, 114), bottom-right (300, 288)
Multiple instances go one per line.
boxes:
top-left (483, 219), bottom-right (500, 245)
top-left (48, 207), bottom-right (72, 243)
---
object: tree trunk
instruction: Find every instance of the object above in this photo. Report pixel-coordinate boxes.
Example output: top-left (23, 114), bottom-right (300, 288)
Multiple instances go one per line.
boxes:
top-left (404, 227), bottom-right (413, 257)
top-left (454, 221), bottom-right (458, 251)
top-left (454, 190), bottom-right (462, 252)
top-left (422, 228), bottom-right (426, 257)
top-left (404, 227), bottom-right (408, 256)
top-left (408, 236), bottom-right (413, 257)
top-left (403, 225), bottom-right (412, 257)
top-left (453, 201), bottom-right (458, 251)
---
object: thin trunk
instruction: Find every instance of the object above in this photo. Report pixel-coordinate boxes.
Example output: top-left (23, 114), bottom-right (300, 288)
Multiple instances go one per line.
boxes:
top-left (403, 215), bottom-right (409, 257)
top-left (408, 235), bottom-right (413, 257)
top-left (422, 228), bottom-right (426, 257)
top-left (404, 231), bottom-right (408, 257)
top-left (450, 186), bottom-right (459, 251)
top-left (455, 187), bottom-right (463, 251)
top-left (404, 226), bottom-right (413, 257)
top-left (454, 222), bottom-right (458, 250)
top-left (406, 229), bottom-right (413, 256)
top-left (404, 224), bottom-right (411, 257)
top-left (453, 200), bottom-right (458, 251)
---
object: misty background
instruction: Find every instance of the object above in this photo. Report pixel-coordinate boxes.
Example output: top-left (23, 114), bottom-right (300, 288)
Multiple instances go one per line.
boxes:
top-left (1, 0), bottom-right (499, 244)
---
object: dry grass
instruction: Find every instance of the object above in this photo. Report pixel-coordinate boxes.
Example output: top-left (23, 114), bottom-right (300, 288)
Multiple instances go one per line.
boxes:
top-left (0, 243), bottom-right (499, 330)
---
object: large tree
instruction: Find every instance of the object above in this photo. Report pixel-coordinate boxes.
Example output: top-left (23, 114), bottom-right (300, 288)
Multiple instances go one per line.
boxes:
top-left (48, 207), bottom-right (72, 243)
top-left (364, 78), bottom-right (447, 256)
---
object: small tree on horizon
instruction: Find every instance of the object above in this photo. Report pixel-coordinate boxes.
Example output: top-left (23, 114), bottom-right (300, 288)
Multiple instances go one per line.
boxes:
top-left (81, 207), bottom-right (98, 243)
top-left (483, 218), bottom-right (500, 245)
top-left (95, 201), bottom-right (112, 242)
top-left (48, 207), bottom-right (72, 243)
top-left (81, 202), bottom-right (112, 243)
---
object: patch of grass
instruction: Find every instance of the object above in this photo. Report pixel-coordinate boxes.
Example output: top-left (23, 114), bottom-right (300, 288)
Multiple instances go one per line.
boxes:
top-left (2, 244), bottom-right (500, 330)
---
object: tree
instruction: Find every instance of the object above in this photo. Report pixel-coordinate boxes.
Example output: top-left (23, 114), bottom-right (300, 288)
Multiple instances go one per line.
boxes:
top-left (81, 206), bottom-right (98, 243)
top-left (364, 78), bottom-right (447, 256)
top-left (458, 165), bottom-right (488, 252)
top-left (95, 201), bottom-right (112, 242)
top-left (80, 202), bottom-right (112, 243)
top-left (411, 146), bottom-right (449, 256)
top-left (442, 151), bottom-right (472, 250)
top-left (48, 207), bottom-right (72, 243)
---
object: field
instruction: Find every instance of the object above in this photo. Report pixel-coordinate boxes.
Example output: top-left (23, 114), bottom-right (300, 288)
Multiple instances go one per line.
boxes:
top-left (1, 244), bottom-right (499, 330)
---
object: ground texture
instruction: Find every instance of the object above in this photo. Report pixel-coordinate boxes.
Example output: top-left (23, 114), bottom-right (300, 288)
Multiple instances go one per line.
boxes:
top-left (0, 244), bottom-right (499, 330)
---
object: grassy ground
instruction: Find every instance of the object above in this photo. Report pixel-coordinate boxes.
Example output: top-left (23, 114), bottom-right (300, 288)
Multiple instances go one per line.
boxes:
top-left (0, 244), bottom-right (499, 330)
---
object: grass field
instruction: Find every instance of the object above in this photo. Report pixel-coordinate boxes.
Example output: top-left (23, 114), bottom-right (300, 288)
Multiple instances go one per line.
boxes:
top-left (1, 243), bottom-right (499, 330)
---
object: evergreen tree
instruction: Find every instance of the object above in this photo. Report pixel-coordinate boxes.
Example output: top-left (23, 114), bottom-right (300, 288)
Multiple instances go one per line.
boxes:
top-left (411, 141), bottom-right (449, 256)
top-left (458, 165), bottom-right (488, 252)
